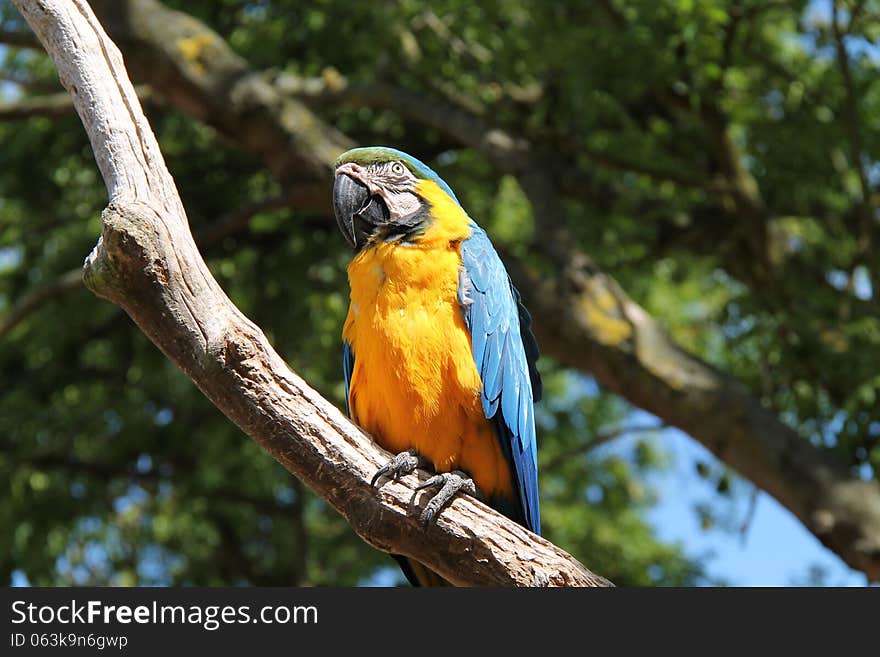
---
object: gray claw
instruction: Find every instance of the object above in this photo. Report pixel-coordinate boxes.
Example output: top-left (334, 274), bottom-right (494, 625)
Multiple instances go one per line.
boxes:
top-left (415, 470), bottom-right (477, 526)
top-left (371, 449), bottom-right (421, 487)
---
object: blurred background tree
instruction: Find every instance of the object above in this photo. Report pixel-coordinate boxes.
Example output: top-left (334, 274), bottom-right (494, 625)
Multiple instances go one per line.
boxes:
top-left (1, 0), bottom-right (878, 586)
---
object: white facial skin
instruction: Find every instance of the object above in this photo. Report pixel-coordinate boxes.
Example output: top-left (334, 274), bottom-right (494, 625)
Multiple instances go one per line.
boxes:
top-left (335, 161), bottom-right (422, 219)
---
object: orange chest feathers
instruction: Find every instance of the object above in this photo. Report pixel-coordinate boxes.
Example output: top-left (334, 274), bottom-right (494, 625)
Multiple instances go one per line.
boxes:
top-left (341, 184), bottom-right (513, 498)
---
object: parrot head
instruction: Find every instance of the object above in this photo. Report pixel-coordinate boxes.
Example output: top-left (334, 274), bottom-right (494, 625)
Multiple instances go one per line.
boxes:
top-left (332, 146), bottom-right (459, 252)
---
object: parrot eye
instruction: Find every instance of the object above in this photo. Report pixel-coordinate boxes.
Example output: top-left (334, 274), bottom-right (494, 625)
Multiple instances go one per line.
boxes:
top-left (390, 162), bottom-right (406, 176)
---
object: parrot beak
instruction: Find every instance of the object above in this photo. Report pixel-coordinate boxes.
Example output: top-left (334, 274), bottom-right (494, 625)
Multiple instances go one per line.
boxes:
top-left (333, 172), bottom-right (389, 252)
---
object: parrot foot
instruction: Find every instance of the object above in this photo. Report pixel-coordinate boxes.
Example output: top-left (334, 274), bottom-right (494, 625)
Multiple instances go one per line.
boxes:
top-left (414, 470), bottom-right (478, 526)
top-left (370, 449), bottom-right (422, 487)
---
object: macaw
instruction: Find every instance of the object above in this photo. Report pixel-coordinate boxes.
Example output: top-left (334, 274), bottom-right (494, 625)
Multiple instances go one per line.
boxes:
top-left (332, 146), bottom-right (542, 586)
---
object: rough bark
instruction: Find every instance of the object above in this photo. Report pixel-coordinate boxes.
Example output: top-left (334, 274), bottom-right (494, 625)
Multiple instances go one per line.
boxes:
top-left (11, 0), bottom-right (609, 588)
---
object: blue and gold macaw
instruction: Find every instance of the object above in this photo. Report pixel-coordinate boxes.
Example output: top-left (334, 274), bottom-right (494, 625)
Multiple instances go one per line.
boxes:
top-left (332, 147), bottom-right (542, 586)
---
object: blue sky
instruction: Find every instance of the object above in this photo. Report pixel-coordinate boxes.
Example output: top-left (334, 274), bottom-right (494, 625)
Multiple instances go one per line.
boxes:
top-left (618, 423), bottom-right (867, 586)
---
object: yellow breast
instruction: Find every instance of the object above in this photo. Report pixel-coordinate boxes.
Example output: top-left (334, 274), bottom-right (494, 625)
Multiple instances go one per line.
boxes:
top-left (342, 181), bottom-right (513, 498)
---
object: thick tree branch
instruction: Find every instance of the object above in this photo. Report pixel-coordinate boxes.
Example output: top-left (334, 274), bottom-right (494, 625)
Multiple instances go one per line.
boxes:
top-left (282, 71), bottom-right (719, 193)
top-left (12, 0), bottom-right (608, 588)
top-left (280, 73), bottom-right (534, 171)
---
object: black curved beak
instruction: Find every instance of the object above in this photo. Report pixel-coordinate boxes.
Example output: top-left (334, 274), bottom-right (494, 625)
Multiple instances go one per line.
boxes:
top-left (332, 173), bottom-right (389, 252)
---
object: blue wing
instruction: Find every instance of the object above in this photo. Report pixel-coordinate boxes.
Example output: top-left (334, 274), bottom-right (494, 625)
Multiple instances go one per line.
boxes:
top-left (459, 223), bottom-right (542, 535)
top-left (343, 340), bottom-right (355, 416)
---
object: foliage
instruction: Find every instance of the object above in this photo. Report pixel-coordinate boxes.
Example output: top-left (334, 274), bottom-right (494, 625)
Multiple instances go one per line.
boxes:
top-left (2, 0), bottom-right (878, 585)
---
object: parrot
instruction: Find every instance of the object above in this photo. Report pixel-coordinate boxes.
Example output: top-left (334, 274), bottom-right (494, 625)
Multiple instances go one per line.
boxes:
top-left (331, 146), bottom-right (542, 586)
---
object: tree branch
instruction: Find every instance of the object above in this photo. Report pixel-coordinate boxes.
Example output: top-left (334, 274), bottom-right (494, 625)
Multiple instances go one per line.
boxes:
top-left (542, 423), bottom-right (666, 473)
top-left (0, 89), bottom-right (72, 119)
top-left (831, 0), bottom-right (871, 205)
top-left (0, 267), bottom-right (83, 339)
top-left (0, 182), bottom-right (326, 339)
top-left (831, 0), bottom-right (874, 261)
top-left (0, 84), bottom-right (156, 121)
top-left (0, 27), bottom-right (40, 48)
top-left (88, 0), bottom-right (352, 182)
top-left (194, 184), bottom-right (327, 245)
top-left (12, 0), bottom-right (609, 588)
